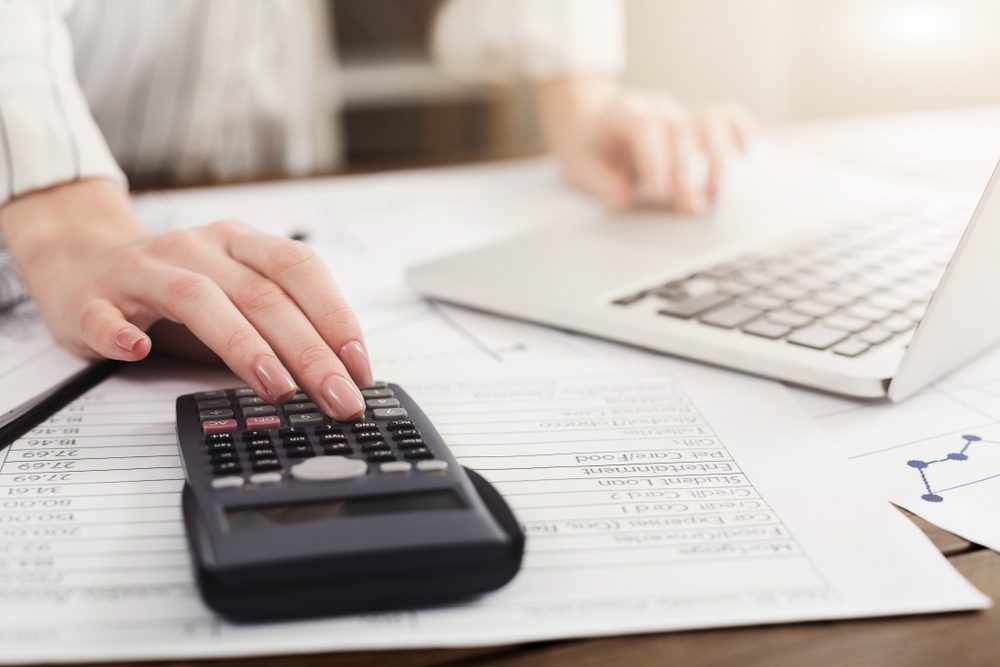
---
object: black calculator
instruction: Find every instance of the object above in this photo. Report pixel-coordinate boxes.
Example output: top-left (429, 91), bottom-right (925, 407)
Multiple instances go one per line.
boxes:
top-left (175, 382), bottom-right (524, 622)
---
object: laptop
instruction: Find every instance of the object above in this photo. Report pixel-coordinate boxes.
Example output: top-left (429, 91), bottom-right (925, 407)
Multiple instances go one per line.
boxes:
top-left (406, 145), bottom-right (1000, 401)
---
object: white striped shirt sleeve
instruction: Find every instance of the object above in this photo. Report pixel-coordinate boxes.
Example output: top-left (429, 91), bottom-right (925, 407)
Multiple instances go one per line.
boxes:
top-left (431, 0), bottom-right (626, 85)
top-left (0, 0), bottom-right (126, 207)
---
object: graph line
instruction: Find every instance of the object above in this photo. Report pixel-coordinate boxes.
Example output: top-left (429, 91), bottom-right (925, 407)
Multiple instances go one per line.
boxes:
top-left (907, 434), bottom-right (1000, 502)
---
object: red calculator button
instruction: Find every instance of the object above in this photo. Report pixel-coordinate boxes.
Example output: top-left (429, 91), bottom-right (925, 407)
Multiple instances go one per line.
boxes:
top-left (203, 419), bottom-right (238, 434)
top-left (245, 416), bottom-right (281, 430)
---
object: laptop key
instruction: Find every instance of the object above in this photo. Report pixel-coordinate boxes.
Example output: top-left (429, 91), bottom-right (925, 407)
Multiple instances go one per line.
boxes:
top-left (790, 300), bottom-right (835, 318)
top-left (858, 325), bottom-right (894, 345)
top-left (822, 314), bottom-right (870, 333)
top-left (742, 319), bottom-right (792, 339)
top-left (699, 304), bottom-right (763, 329)
top-left (787, 324), bottom-right (849, 350)
top-left (833, 338), bottom-right (871, 357)
top-left (742, 293), bottom-right (784, 311)
top-left (882, 315), bottom-right (916, 333)
top-left (766, 309), bottom-right (813, 329)
top-left (657, 292), bottom-right (731, 319)
top-left (814, 291), bottom-right (855, 308)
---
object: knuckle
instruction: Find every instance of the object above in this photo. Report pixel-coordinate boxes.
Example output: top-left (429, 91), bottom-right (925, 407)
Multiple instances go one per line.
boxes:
top-left (222, 326), bottom-right (260, 356)
top-left (210, 218), bottom-right (250, 236)
top-left (235, 279), bottom-right (288, 314)
top-left (295, 342), bottom-right (334, 371)
top-left (270, 240), bottom-right (316, 275)
top-left (315, 301), bottom-right (357, 337)
top-left (166, 272), bottom-right (212, 305)
top-left (149, 229), bottom-right (200, 257)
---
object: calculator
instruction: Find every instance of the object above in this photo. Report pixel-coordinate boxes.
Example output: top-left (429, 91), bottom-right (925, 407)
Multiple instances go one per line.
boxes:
top-left (175, 382), bottom-right (525, 622)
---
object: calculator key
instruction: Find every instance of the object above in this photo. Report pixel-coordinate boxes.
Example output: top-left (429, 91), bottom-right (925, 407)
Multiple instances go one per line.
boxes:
top-left (234, 387), bottom-right (256, 397)
top-left (374, 408), bottom-right (408, 420)
top-left (197, 398), bottom-right (231, 410)
top-left (195, 390), bottom-right (226, 400)
top-left (245, 416), bottom-right (281, 430)
top-left (242, 405), bottom-right (277, 417)
top-left (209, 451), bottom-right (237, 464)
top-left (361, 388), bottom-right (394, 399)
top-left (355, 432), bottom-right (384, 443)
top-left (363, 381), bottom-right (388, 389)
top-left (238, 396), bottom-right (267, 407)
top-left (361, 441), bottom-right (390, 453)
top-left (395, 438), bottom-right (425, 449)
top-left (416, 460), bottom-right (449, 474)
top-left (387, 420), bottom-right (414, 431)
top-left (250, 472), bottom-right (283, 485)
top-left (290, 456), bottom-right (367, 481)
top-left (366, 398), bottom-right (400, 409)
top-left (205, 433), bottom-right (233, 444)
top-left (285, 445), bottom-right (315, 459)
top-left (203, 419), bottom-right (238, 434)
top-left (280, 427), bottom-right (307, 437)
top-left (366, 450), bottom-right (397, 463)
top-left (290, 392), bottom-right (309, 402)
top-left (351, 422), bottom-right (379, 433)
top-left (284, 402), bottom-right (318, 414)
top-left (211, 476), bottom-right (244, 489)
top-left (251, 458), bottom-right (282, 471)
top-left (380, 461), bottom-right (411, 473)
top-left (314, 424), bottom-right (342, 435)
top-left (242, 430), bottom-right (272, 441)
top-left (200, 408), bottom-right (234, 420)
top-left (323, 443), bottom-right (353, 456)
top-left (204, 440), bottom-right (234, 452)
top-left (318, 432), bottom-right (347, 443)
top-left (289, 413), bottom-right (326, 427)
top-left (403, 447), bottom-right (433, 460)
top-left (392, 430), bottom-right (420, 440)
top-left (213, 461), bottom-right (241, 475)
top-left (282, 434), bottom-right (310, 446)
top-left (245, 438), bottom-right (273, 449)
top-left (248, 447), bottom-right (278, 458)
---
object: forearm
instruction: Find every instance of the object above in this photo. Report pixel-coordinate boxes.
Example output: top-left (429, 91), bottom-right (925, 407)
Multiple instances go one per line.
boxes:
top-left (0, 179), bottom-right (146, 303)
top-left (535, 74), bottom-right (619, 150)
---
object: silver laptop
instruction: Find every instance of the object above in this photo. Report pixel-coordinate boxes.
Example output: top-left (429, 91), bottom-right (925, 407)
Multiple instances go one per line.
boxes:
top-left (407, 146), bottom-right (1000, 401)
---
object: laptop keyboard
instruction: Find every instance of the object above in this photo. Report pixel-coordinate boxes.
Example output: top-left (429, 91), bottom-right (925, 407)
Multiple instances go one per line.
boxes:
top-left (611, 205), bottom-right (965, 358)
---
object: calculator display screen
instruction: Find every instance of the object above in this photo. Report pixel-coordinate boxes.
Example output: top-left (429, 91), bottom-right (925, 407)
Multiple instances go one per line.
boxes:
top-left (225, 491), bottom-right (465, 532)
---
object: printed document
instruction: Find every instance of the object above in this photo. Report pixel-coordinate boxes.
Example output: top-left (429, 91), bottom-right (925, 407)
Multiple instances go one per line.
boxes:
top-left (0, 356), bottom-right (986, 663)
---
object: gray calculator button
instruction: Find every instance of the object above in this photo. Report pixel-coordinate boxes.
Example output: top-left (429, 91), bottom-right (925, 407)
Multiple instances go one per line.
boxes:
top-left (362, 388), bottom-right (394, 398)
top-left (416, 460), bottom-right (448, 473)
top-left (380, 461), bottom-right (412, 474)
top-left (195, 390), bottom-right (226, 400)
top-left (234, 387), bottom-right (256, 397)
top-left (197, 398), bottom-right (231, 410)
top-left (239, 396), bottom-right (267, 406)
top-left (249, 472), bottom-right (283, 485)
top-left (364, 381), bottom-right (388, 389)
top-left (284, 402), bottom-right (318, 414)
top-left (243, 405), bottom-right (277, 417)
top-left (211, 476), bottom-right (244, 489)
top-left (373, 408), bottom-right (408, 420)
top-left (291, 456), bottom-right (367, 481)
top-left (200, 409), bottom-right (234, 420)
top-left (289, 412), bottom-right (325, 427)
top-left (366, 398), bottom-right (400, 409)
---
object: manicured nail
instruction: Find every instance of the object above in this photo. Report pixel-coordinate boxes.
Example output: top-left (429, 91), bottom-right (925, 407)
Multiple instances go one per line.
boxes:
top-left (115, 329), bottom-right (147, 353)
top-left (323, 375), bottom-right (366, 420)
top-left (339, 340), bottom-right (373, 388)
top-left (254, 355), bottom-right (296, 402)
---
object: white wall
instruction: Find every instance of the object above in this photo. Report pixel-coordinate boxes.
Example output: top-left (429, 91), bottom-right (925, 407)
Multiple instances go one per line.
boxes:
top-left (623, 0), bottom-right (1000, 122)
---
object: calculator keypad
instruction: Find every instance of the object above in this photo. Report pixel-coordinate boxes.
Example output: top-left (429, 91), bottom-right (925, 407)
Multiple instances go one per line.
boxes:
top-left (193, 384), bottom-right (441, 489)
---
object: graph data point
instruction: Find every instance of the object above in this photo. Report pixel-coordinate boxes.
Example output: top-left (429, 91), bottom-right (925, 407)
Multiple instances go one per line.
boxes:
top-left (921, 493), bottom-right (944, 503)
top-left (947, 453), bottom-right (968, 461)
top-left (963, 435), bottom-right (982, 442)
top-left (906, 460), bottom-right (928, 469)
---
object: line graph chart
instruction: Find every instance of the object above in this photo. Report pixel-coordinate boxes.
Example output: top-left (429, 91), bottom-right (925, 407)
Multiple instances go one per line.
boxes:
top-left (905, 434), bottom-right (1000, 502)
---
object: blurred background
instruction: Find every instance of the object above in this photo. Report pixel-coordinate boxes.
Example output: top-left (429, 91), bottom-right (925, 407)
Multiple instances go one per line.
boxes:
top-left (332, 0), bottom-right (1000, 170)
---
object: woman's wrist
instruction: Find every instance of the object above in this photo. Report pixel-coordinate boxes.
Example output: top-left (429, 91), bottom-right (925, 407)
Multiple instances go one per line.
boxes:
top-left (535, 74), bottom-right (619, 151)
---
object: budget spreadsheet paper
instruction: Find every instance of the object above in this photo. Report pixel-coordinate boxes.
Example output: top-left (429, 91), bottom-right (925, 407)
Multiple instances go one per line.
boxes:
top-left (0, 355), bottom-right (987, 664)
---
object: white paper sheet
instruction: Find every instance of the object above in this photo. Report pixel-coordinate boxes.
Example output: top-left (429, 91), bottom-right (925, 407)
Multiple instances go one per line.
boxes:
top-left (0, 356), bottom-right (986, 664)
top-left (792, 345), bottom-right (1000, 552)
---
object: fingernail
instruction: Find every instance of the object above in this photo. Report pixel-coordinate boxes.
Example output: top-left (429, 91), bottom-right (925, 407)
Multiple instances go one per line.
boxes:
top-left (339, 340), bottom-right (373, 388)
top-left (323, 375), bottom-right (366, 420)
top-left (115, 329), bottom-right (147, 353)
top-left (254, 355), bottom-right (296, 402)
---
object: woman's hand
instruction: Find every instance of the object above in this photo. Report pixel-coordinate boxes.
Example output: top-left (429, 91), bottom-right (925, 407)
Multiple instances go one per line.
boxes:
top-left (0, 178), bottom-right (371, 420)
top-left (537, 76), bottom-right (752, 213)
